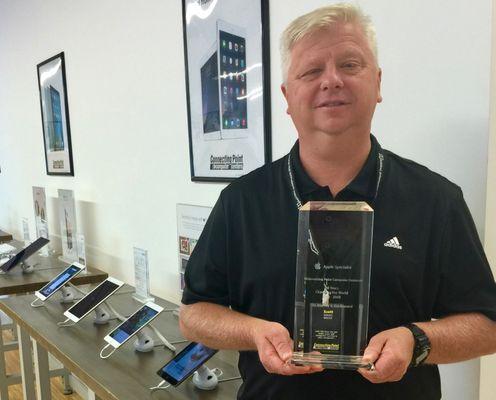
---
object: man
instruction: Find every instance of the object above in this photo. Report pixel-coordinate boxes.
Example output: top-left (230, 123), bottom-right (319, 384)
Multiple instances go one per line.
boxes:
top-left (180, 4), bottom-right (496, 399)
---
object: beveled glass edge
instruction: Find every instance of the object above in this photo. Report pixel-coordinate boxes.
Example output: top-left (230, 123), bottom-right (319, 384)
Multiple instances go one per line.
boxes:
top-left (300, 201), bottom-right (373, 212)
top-left (290, 352), bottom-right (374, 370)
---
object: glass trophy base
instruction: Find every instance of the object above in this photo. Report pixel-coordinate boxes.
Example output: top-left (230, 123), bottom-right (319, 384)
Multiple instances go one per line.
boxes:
top-left (290, 353), bottom-right (374, 370)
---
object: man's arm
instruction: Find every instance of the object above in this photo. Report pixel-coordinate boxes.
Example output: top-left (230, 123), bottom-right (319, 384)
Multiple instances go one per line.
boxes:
top-left (417, 313), bottom-right (496, 363)
top-left (179, 302), bottom-right (323, 375)
top-left (359, 313), bottom-right (496, 384)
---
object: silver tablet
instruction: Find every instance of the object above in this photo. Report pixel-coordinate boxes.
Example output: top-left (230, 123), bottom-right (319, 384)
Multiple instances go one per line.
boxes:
top-left (63, 277), bottom-right (123, 323)
top-left (103, 302), bottom-right (163, 349)
top-left (35, 262), bottom-right (85, 301)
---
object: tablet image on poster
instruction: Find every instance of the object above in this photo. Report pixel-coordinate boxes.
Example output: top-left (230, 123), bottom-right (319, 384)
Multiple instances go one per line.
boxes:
top-left (183, 0), bottom-right (271, 181)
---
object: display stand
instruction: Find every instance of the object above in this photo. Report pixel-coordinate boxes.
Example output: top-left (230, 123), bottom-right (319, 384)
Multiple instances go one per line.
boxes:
top-left (0, 255), bottom-right (38, 275)
top-left (57, 285), bottom-right (124, 328)
top-left (99, 322), bottom-right (180, 359)
top-left (150, 365), bottom-right (240, 393)
top-left (20, 260), bottom-right (36, 274)
top-left (31, 283), bottom-right (80, 308)
top-left (59, 286), bottom-right (75, 303)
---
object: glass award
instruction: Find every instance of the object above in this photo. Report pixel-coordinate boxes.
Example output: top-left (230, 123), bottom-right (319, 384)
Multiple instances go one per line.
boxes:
top-left (291, 201), bottom-right (374, 370)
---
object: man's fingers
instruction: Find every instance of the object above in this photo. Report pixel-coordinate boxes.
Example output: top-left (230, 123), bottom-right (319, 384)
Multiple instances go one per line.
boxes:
top-left (281, 363), bottom-right (324, 375)
top-left (258, 337), bottom-right (287, 373)
top-left (259, 338), bottom-right (321, 375)
top-left (268, 330), bottom-right (293, 362)
top-left (359, 346), bottom-right (408, 383)
top-left (255, 322), bottom-right (324, 376)
top-left (362, 334), bottom-right (386, 364)
top-left (359, 360), bottom-right (403, 383)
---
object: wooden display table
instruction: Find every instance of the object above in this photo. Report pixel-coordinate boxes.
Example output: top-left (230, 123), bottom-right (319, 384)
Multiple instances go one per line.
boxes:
top-left (0, 289), bottom-right (241, 400)
top-left (0, 241), bottom-right (109, 399)
top-left (0, 230), bottom-right (13, 243)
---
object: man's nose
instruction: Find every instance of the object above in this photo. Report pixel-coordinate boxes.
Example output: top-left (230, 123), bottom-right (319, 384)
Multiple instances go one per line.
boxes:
top-left (320, 66), bottom-right (344, 91)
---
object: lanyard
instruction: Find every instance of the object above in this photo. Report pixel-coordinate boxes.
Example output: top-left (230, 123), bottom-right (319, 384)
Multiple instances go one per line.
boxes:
top-left (287, 150), bottom-right (384, 210)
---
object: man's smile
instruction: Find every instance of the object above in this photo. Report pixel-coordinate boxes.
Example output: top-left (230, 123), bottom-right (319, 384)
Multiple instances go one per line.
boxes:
top-left (314, 99), bottom-right (351, 108)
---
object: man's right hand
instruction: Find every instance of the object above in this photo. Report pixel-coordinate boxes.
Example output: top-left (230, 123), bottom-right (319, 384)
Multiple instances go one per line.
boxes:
top-left (252, 320), bottom-right (324, 375)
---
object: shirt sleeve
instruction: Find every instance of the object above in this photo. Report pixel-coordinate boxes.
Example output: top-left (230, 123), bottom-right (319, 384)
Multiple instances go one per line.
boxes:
top-left (181, 192), bottom-right (230, 306)
top-left (433, 187), bottom-right (496, 321)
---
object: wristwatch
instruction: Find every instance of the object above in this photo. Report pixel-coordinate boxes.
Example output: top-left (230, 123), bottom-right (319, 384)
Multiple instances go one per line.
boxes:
top-left (403, 323), bottom-right (431, 367)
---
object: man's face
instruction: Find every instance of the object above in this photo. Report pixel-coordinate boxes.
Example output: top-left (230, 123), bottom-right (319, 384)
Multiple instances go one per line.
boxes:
top-left (281, 23), bottom-right (382, 139)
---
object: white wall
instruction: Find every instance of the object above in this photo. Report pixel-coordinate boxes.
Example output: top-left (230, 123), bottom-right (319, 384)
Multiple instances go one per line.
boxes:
top-left (0, 1), bottom-right (492, 399)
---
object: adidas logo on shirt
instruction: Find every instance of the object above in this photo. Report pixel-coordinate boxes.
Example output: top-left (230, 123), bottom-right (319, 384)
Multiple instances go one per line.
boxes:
top-left (384, 236), bottom-right (403, 250)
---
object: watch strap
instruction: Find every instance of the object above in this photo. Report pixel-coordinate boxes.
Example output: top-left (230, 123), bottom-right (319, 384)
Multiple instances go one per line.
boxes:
top-left (404, 323), bottom-right (431, 367)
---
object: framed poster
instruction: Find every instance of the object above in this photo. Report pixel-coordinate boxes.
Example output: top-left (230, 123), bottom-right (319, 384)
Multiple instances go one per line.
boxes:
top-left (182, 0), bottom-right (271, 181)
top-left (37, 52), bottom-right (74, 175)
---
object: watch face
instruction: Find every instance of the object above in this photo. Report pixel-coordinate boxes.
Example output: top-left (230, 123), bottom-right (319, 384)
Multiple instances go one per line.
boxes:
top-left (414, 349), bottom-right (429, 366)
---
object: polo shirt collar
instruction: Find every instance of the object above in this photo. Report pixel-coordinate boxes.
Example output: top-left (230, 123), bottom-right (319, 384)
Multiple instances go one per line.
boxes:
top-left (289, 134), bottom-right (381, 200)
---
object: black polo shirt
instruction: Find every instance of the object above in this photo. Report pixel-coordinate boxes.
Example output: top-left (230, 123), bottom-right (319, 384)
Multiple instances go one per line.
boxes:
top-left (182, 135), bottom-right (496, 400)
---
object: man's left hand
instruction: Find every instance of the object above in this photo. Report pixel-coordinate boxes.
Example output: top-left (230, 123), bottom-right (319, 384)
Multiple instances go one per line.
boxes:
top-left (358, 326), bottom-right (414, 383)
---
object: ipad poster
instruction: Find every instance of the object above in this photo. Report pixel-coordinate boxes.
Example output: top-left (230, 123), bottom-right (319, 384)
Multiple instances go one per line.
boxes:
top-left (37, 52), bottom-right (74, 175)
top-left (182, 0), bottom-right (271, 181)
top-left (58, 189), bottom-right (78, 262)
top-left (176, 204), bottom-right (212, 291)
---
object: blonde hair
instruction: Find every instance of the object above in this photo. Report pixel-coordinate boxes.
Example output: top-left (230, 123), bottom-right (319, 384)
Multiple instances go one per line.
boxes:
top-left (280, 3), bottom-right (378, 82)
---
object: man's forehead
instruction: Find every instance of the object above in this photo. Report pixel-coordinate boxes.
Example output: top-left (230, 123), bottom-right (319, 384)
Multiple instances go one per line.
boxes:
top-left (290, 29), bottom-right (369, 65)
top-left (292, 23), bottom-right (368, 53)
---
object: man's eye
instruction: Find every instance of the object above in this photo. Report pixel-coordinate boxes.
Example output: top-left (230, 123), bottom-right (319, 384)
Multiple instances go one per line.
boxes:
top-left (341, 62), bottom-right (361, 71)
top-left (300, 69), bottom-right (321, 78)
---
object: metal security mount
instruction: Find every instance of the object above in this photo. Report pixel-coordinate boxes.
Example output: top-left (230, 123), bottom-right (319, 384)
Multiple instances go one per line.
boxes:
top-left (149, 365), bottom-right (241, 393)
top-left (60, 285), bottom-right (75, 303)
top-left (133, 329), bottom-right (155, 352)
top-left (93, 305), bottom-right (111, 325)
top-left (134, 323), bottom-right (182, 353)
top-left (20, 260), bottom-right (36, 274)
top-left (192, 365), bottom-right (222, 390)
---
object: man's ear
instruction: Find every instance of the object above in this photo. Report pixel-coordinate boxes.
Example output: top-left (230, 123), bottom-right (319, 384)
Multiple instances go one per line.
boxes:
top-left (281, 83), bottom-right (290, 114)
top-left (377, 68), bottom-right (383, 103)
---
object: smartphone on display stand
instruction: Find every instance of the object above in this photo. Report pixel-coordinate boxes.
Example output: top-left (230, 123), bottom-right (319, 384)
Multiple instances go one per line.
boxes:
top-left (35, 262), bottom-right (85, 301)
top-left (103, 302), bottom-right (164, 349)
top-left (216, 20), bottom-right (248, 140)
top-left (156, 342), bottom-right (217, 386)
top-left (63, 277), bottom-right (123, 323)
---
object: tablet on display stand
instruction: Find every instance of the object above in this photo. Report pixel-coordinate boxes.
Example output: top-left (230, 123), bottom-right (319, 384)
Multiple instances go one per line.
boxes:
top-left (31, 262), bottom-right (85, 307)
top-left (151, 342), bottom-right (241, 393)
top-left (58, 277), bottom-right (124, 327)
top-left (0, 237), bottom-right (49, 274)
top-left (99, 302), bottom-right (166, 358)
